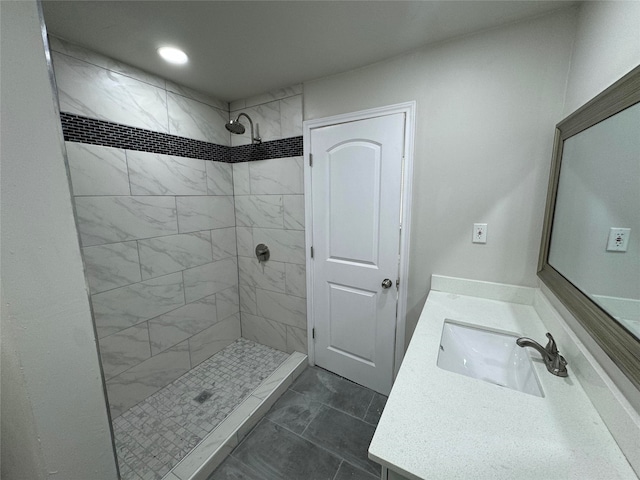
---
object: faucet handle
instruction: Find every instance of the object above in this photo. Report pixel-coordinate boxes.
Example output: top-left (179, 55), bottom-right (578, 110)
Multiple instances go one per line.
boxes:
top-left (545, 332), bottom-right (559, 355)
top-left (550, 352), bottom-right (568, 377)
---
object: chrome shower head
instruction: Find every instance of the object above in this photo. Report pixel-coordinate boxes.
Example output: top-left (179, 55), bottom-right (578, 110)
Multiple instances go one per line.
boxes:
top-left (225, 119), bottom-right (245, 135)
top-left (225, 112), bottom-right (261, 144)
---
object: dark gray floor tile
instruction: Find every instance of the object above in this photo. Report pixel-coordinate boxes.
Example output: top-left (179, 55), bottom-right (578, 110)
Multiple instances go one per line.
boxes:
top-left (334, 461), bottom-right (379, 480)
top-left (232, 419), bottom-right (341, 480)
top-left (265, 388), bottom-right (323, 434)
top-left (290, 367), bottom-right (374, 419)
top-left (363, 392), bottom-right (387, 426)
top-left (302, 405), bottom-right (380, 477)
top-left (207, 455), bottom-right (267, 480)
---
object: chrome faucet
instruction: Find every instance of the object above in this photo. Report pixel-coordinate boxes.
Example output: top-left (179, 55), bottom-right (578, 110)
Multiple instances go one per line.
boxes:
top-left (516, 332), bottom-right (568, 377)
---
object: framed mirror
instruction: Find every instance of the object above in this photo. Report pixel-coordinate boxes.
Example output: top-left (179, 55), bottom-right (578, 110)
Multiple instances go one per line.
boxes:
top-left (538, 65), bottom-right (640, 390)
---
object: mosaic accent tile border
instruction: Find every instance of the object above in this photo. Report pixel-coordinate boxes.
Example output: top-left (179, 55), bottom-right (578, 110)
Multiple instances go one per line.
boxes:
top-left (231, 136), bottom-right (303, 163)
top-left (112, 338), bottom-right (288, 480)
top-left (60, 113), bottom-right (302, 163)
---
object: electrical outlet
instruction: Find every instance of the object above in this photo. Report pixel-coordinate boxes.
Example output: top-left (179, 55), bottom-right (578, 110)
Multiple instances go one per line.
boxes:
top-left (606, 227), bottom-right (630, 252)
top-left (473, 223), bottom-right (487, 244)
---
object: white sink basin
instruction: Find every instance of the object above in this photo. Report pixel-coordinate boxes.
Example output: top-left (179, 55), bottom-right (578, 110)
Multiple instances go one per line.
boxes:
top-left (437, 320), bottom-right (543, 397)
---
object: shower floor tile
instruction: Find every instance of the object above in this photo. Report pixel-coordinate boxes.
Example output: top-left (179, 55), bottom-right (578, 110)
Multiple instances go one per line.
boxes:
top-left (112, 338), bottom-right (289, 480)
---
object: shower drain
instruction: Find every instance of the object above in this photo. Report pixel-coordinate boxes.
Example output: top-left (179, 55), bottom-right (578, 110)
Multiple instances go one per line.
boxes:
top-left (194, 390), bottom-right (213, 404)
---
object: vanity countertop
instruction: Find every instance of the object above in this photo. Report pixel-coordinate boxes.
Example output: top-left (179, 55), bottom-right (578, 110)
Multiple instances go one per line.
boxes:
top-left (368, 289), bottom-right (637, 480)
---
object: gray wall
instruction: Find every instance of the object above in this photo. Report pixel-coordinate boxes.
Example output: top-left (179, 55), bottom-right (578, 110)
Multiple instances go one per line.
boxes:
top-left (1, 2), bottom-right (118, 479)
top-left (303, 8), bottom-right (577, 346)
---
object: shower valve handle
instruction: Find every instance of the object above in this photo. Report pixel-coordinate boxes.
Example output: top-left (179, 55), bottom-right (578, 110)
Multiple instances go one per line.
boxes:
top-left (255, 244), bottom-right (270, 263)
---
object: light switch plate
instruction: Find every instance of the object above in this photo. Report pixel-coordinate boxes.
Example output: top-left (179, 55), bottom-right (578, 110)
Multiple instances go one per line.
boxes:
top-left (473, 223), bottom-right (487, 244)
top-left (606, 227), bottom-right (630, 252)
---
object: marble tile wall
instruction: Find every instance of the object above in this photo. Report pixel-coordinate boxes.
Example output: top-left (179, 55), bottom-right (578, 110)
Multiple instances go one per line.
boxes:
top-left (229, 86), bottom-right (303, 146)
top-left (54, 37), bottom-right (307, 416)
top-left (49, 36), bottom-right (230, 145)
top-left (67, 141), bottom-right (241, 417)
top-left (233, 156), bottom-right (308, 355)
top-left (229, 86), bottom-right (306, 355)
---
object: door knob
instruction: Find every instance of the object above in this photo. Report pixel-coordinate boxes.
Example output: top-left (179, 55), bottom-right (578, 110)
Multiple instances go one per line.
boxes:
top-left (381, 279), bottom-right (393, 289)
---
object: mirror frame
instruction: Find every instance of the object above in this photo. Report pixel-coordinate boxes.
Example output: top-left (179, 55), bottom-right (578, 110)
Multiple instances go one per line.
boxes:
top-left (538, 65), bottom-right (640, 391)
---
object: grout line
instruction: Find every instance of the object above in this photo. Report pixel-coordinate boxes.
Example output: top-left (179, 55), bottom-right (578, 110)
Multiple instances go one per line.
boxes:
top-left (290, 376), bottom-right (378, 424)
top-left (124, 149), bottom-right (133, 196)
top-left (50, 49), bottom-right (167, 91)
top-left (135, 239), bottom-right (144, 282)
top-left (363, 392), bottom-right (376, 422)
top-left (223, 452), bottom-right (264, 479)
top-left (181, 270), bottom-right (187, 306)
top-left (94, 251), bottom-right (234, 290)
top-left (284, 325), bottom-right (291, 354)
top-left (208, 229), bottom-right (215, 262)
top-left (297, 425), bottom-right (379, 477)
top-left (81, 226), bottom-right (232, 250)
top-left (331, 460), bottom-right (345, 480)
top-left (267, 413), bottom-right (356, 472)
top-left (73, 193), bottom-right (227, 198)
top-left (187, 335), bottom-right (193, 370)
top-left (145, 320), bottom-right (153, 357)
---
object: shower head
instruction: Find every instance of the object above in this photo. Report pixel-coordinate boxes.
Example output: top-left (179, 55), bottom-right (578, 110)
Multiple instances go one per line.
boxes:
top-left (225, 119), bottom-right (245, 135)
top-left (225, 112), bottom-right (261, 144)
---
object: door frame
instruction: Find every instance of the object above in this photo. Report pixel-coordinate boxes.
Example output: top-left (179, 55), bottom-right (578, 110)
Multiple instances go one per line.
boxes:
top-left (303, 101), bottom-right (416, 379)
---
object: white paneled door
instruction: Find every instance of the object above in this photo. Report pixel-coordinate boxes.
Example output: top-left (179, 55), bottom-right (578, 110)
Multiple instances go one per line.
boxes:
top-left (309, 113), bottom-right (405, 395)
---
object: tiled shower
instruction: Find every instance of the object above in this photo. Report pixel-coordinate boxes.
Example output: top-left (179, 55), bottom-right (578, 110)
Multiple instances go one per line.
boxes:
top-left (49, 36), bottom-right (307, 479)
top-left (69, 140), bottom-right (241, 417)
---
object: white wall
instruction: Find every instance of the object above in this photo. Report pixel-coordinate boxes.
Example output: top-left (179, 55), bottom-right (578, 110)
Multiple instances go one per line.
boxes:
top-left (304, 8), bottom-right (577, 344)
top-left (0, 2), bottom-right (118, 479)
top-left (563, 1), bottom-right (640, 116)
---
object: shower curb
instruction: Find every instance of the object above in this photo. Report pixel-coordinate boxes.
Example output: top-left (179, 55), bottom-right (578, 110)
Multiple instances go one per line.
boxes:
top-left (165, 351), bottom-right (308, 480)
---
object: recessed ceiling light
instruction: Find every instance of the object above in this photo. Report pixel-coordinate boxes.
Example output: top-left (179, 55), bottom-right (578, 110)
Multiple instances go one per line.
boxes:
top-left (157, 46), bottom-right (188, 65)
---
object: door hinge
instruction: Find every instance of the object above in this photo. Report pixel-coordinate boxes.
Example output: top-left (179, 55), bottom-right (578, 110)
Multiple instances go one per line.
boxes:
top-left (309, 153), bottom-right (313, 167)
top-left (312, 328), bottom-right (315, 339)
top-left (310, 246), bottom-right (314, 258)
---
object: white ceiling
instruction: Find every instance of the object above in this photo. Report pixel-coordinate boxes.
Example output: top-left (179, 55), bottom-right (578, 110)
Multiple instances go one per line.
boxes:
top-left (42, 1), bottom-right (575, 102)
